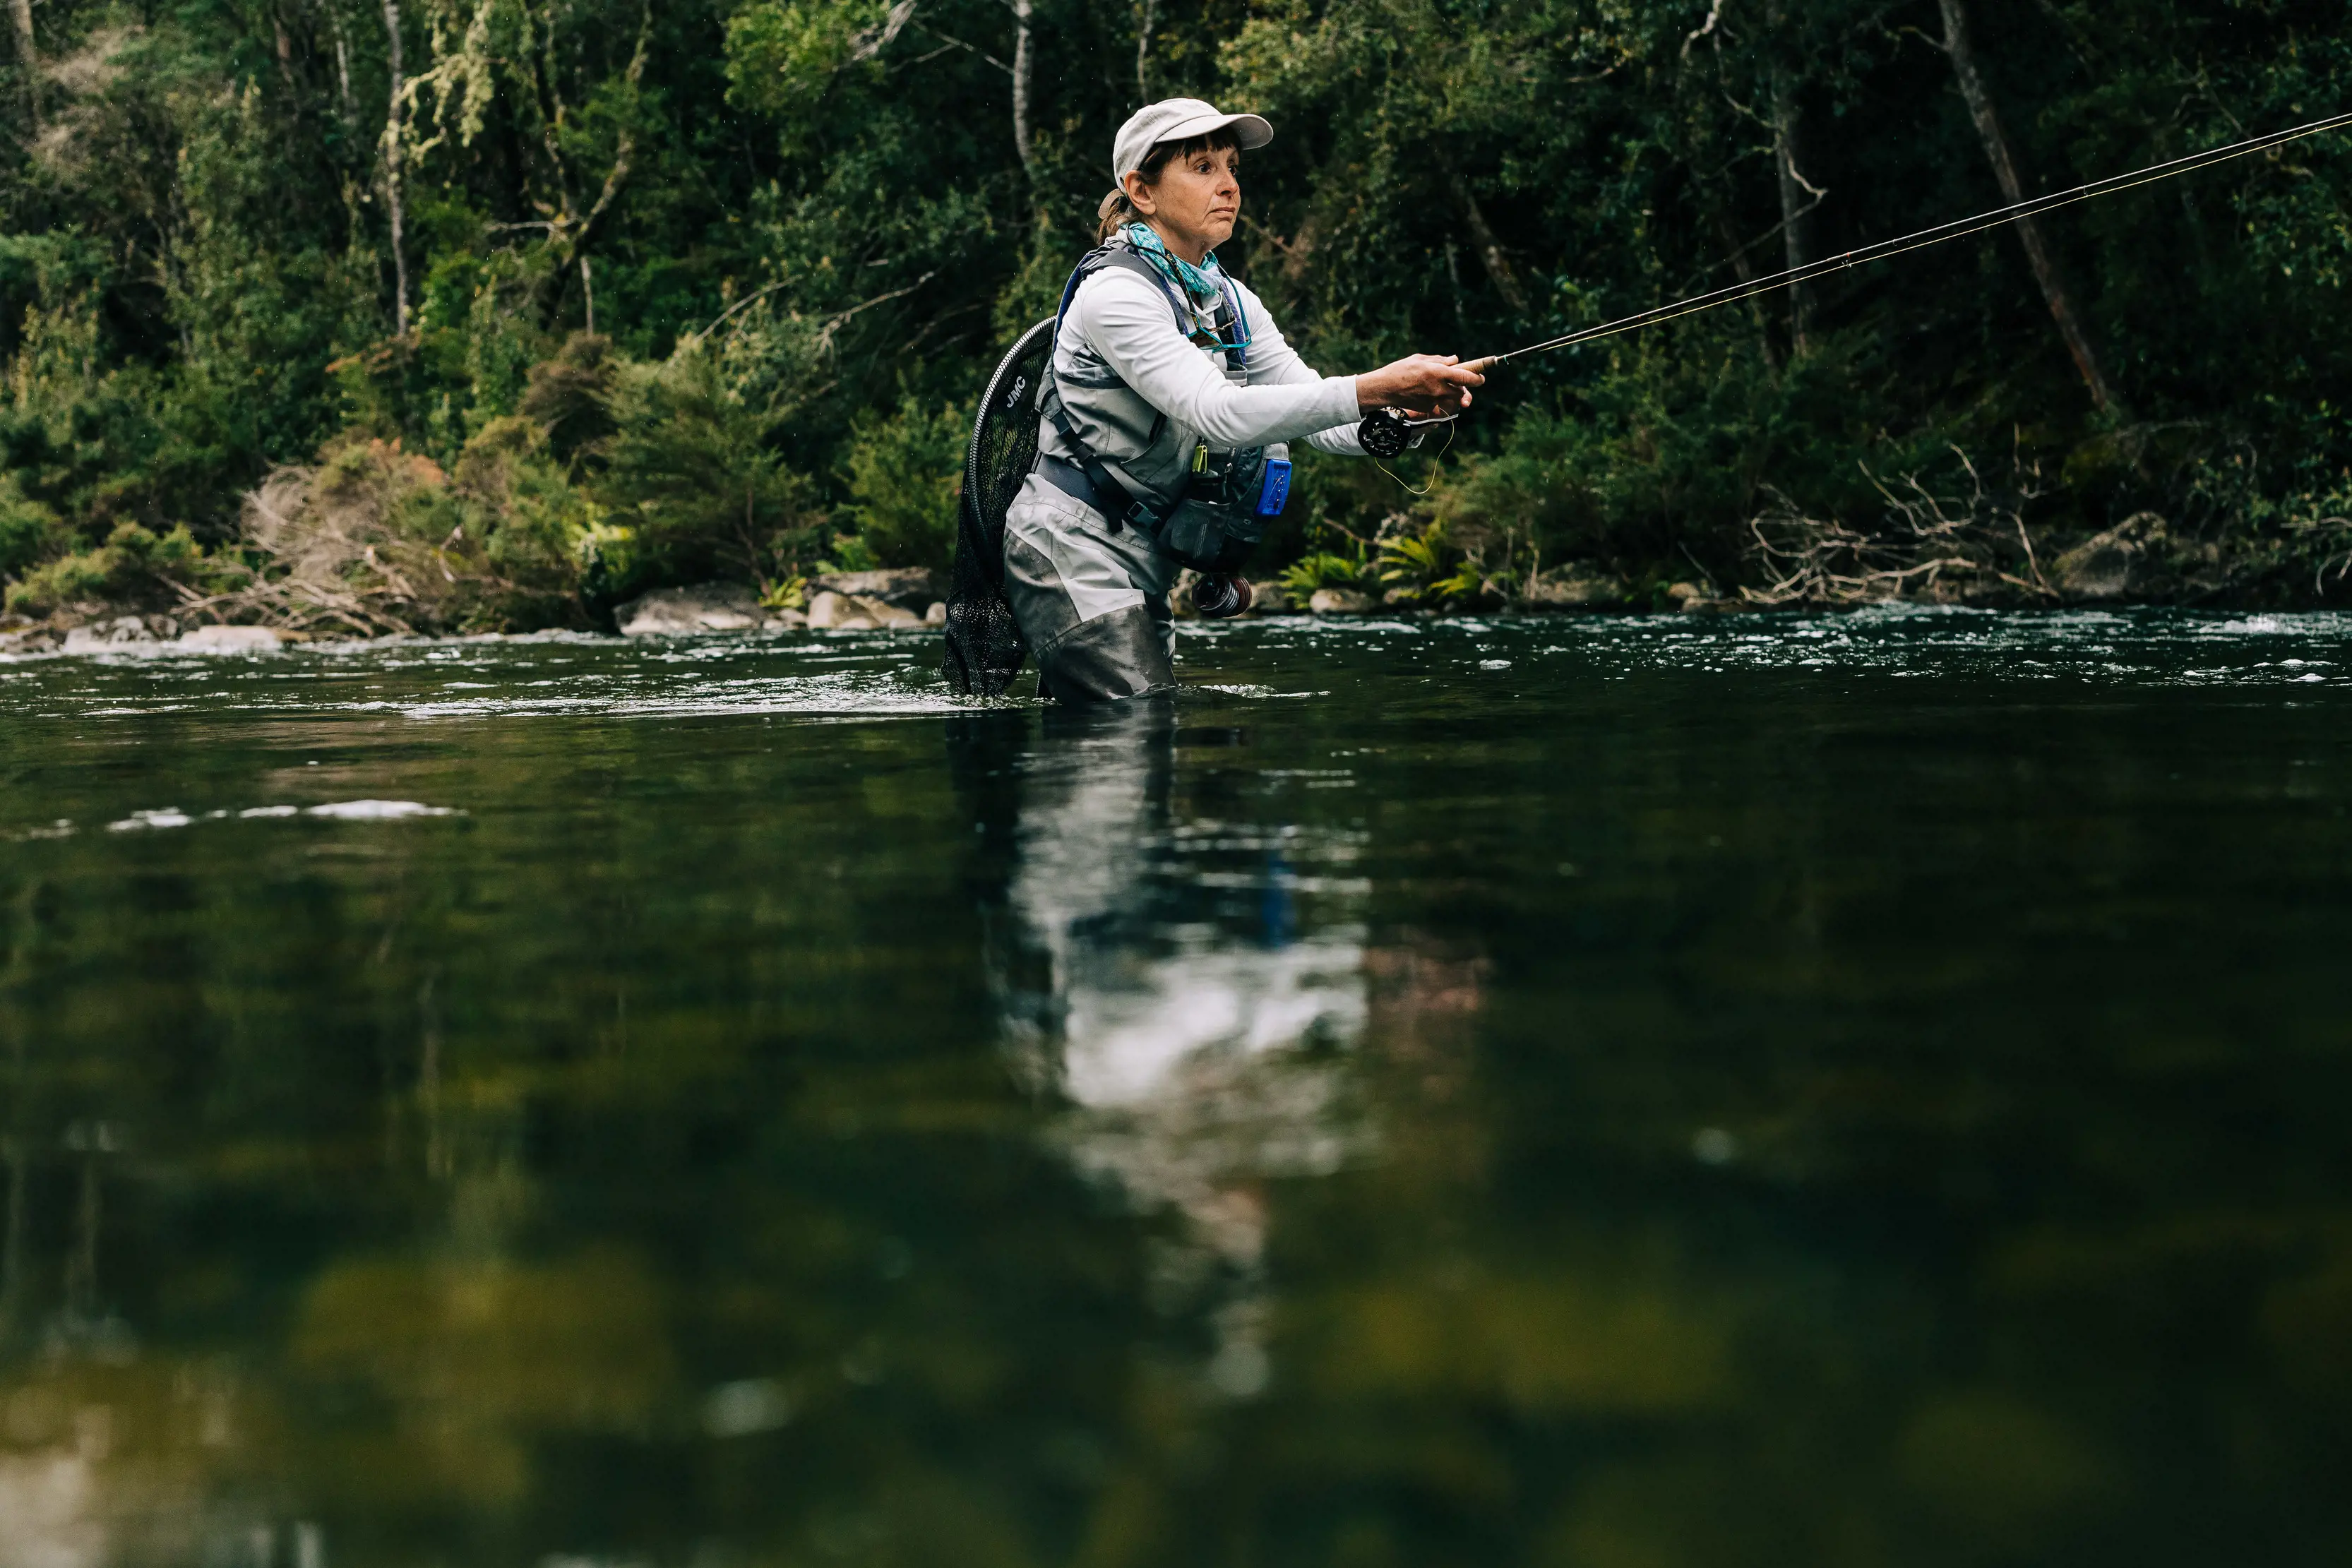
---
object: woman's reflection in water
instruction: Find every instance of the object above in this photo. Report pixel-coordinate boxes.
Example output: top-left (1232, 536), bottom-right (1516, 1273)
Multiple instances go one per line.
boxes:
top-left (949, 700), bottom-right (1367, 1396)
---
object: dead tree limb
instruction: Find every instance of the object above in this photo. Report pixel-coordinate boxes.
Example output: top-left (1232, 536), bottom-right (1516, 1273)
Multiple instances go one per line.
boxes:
top-left (381, 0), bottom-right (411, 335)
top-left (1767, 1), bottom-right (1822, 352)
top-left (1135, 0), bottom-right (1158, 102)
top-left (847, 0), bottom-right (917, 67)
top-left (1443, 162), bottom-right (1529, 313)
top-left (1008, 0), bottom-right (1038, 190)
top-left (1934, 0), bottom-right (2119, 413)
top-left (530, 1), bottom-right (653, 327)
top-left (8, 0), bottom-right (37, 131)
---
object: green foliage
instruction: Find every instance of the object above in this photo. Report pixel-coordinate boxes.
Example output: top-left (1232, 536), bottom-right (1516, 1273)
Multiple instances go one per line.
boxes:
top-left (837, 397), bottom-right (968, 574)
top-left (0, 473), bottom-right (62, 585)
top-left (0, 0), bottom-right (2346, 619)
top-left (1278, 549), bottom-right (1372, 601)
top-left (1375, 520), bottom-right (1480, 605)
top-left (3, 522), bottom-right (236, 618)
top-left (593, 345), bottom-right (820, 599)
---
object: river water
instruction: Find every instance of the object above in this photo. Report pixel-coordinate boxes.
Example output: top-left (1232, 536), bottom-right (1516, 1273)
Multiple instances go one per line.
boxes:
top-left (3, 608), bottom-right (2350, 1566)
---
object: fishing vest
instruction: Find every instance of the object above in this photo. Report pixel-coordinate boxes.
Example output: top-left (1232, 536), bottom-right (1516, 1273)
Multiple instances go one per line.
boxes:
top-left (1036, 240), bottom-right (1290, 575)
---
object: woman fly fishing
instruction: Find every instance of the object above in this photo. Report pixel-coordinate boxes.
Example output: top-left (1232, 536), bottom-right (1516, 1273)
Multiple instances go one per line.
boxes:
top-left (981, 98), bottom-right (1485, 703)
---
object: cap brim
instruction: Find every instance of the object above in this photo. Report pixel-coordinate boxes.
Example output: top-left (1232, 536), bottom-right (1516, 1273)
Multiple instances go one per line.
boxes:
top-left (1154, 111), bottom-right (1274, 152)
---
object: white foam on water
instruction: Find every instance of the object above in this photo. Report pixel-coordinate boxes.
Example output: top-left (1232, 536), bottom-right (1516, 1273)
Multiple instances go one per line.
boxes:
top-left (304, 801), bottom-right (458, 820)
top-left (18, 608), bottom-right (2352, 726)
top-left (107, 809), bottom-right (193, 832)
top-left (102, 801), bottom-right (456, 830)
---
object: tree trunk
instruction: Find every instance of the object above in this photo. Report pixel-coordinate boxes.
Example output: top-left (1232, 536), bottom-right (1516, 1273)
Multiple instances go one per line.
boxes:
top-left (381, 0), bottom-right (411, 337)
top-left (1010, 0), bottom-right (1037, 188)
top-left (1935, 0), bottom-right (2117, 412)
top-left (1708, 206), bottom-right (1781, 373)
top-left (529, 4), bottom-right (652, 327)
top-left (323, 0), bottom-right (354, 122)
top-left (1766, 10), bottom-right (1817, 353)
top-left (1134, 0), bottom-right (1157, 103)
top-left (9, 0), bottom-right (37, 131)
top-left (1443, 164), bottom-right (1528, 313)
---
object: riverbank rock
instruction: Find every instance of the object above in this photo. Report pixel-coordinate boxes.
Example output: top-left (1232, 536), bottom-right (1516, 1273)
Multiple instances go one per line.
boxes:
top-left (1308, 587), bottom-right (1373, 614)
top-left (614, 583), bottom-right (767, 635)
top-left (0, 624), bottom-right (59, 654)
top-left (62, 615), bottom-right (172, 652)
top-left (808, 568), bottom-right (938, 609)
top-left (176, 625), bottom-right (283, 652)
top-left (2051, 513), bottom-right (2161, 601)
top-left (1518, 570), bottom-right (1626, 609)
top-left (807, 590), bottom-right (921, 631)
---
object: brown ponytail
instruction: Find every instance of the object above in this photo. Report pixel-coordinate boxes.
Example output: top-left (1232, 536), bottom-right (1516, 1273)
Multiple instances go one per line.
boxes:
top-left (1095, 128), bottom-right (1243, 241)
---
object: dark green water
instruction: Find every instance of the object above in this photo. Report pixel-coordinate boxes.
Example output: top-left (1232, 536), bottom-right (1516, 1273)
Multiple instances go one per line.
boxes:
top-left (4, 608), bottom-right (2352, 1567)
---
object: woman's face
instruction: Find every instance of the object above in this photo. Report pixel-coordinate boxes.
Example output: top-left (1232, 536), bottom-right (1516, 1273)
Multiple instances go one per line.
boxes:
top-left (1126, 142), bottom-right (1241, 263)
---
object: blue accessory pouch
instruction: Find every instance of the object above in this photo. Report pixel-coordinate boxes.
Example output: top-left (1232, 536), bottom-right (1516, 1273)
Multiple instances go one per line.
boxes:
top-left (1255, 457), bottom-right (1292, 519)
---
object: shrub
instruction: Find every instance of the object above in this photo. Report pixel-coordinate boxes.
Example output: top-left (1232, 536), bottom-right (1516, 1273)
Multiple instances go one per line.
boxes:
top-left (3, 521), bottom-right (237, 618)
top-left (0, 474), bottom-right (64, 585)
top-left (592, 346), bottom-right (820, 599)
top-left (1277, 549), bottom-right (1372, 604)
top-left (835, 397), bottom-right (967, 575)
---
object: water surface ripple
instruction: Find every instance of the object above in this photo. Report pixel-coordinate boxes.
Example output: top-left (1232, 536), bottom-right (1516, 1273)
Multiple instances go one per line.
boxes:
top-left (2, 609), bottom-right (2349, 1567)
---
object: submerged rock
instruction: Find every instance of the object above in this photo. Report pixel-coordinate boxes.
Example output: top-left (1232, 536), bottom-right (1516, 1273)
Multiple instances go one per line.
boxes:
top-left (1518, 570), bottom-right (1625, 609)
top-left (808, 568), bottom-right (938, 609)
top-left (613, 582), bottom-right (815, 635)
top-left (2051, 513), bottom-right (2161, 601)
top-left (807, 591), bottom-right (920, 632)
top-left (1308, 587), bottom-right (1373, 614)
top-left (63, 615), bottom-right (169, 652)
top-left (0, 621), bottom-right (59, 654)
top-left (858, 596), bottom-right (922, 629)
top-left (614, 582), bottom-right (768, 635)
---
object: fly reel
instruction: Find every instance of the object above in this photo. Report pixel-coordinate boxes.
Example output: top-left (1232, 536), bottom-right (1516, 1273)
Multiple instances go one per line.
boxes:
top-left (1357, 406), bottom-right (1458, 458)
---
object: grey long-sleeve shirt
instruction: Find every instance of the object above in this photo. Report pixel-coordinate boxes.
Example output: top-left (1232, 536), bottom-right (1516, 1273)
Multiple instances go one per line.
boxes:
top-left (1041, 262), bottom-right (1366, 509)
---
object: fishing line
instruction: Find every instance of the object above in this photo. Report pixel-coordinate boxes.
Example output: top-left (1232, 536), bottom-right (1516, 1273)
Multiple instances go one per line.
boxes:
top-left (1373, 419), bottom-right (1454, 495)
top-left (1462, 109), bottom-right (2352, 373)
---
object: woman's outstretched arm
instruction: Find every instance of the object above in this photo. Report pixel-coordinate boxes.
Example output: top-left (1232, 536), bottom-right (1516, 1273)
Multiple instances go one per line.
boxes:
top-left (1077, 271), bottom-right (1360, 448)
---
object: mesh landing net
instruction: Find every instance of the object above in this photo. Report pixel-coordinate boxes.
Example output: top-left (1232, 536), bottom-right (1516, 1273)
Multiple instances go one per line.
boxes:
top-left (943, 317), bottom-right (1056, 697)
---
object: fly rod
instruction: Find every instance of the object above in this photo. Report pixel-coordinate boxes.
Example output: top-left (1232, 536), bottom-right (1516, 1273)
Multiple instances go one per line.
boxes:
top-left (1359, 109), bottom-right (2352, 455)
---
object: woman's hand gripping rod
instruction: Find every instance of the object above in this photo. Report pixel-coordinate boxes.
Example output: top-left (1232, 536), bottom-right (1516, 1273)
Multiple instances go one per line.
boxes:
top-left (1355, 353), bottom-right (1484, 457)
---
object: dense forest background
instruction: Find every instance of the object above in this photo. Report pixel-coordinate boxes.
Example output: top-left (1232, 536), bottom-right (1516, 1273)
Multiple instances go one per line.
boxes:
top-left (0, 0), bottom-right (2346, 630)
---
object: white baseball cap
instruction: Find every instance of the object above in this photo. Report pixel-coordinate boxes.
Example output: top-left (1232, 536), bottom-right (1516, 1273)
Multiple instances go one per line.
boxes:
top-left (1112, 97), bottom-right (1273, 184)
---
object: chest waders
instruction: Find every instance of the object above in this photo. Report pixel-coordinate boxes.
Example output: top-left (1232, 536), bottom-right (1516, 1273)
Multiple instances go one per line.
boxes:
top-left (942, 241), bottom-right (1293, 698)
